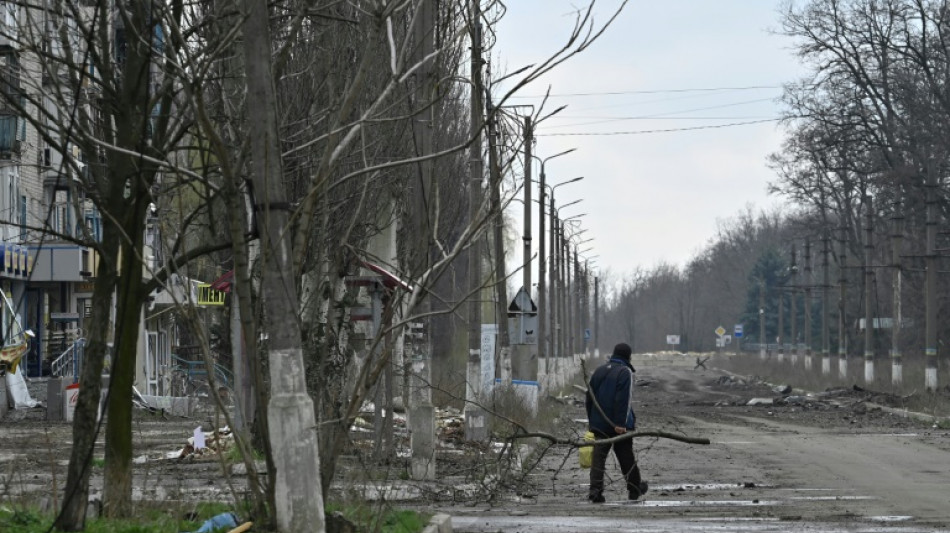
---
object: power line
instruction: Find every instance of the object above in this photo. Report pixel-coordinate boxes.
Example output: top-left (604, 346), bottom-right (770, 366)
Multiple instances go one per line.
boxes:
top-left (538, 118), bottom-right (781, 136)
top-left (509, 85), bottom-right (785, 98)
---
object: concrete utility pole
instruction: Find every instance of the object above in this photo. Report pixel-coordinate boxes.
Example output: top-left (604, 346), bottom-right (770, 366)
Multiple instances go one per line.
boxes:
top-left (864, 196), bottom-right (874, 384)
top-left (535, 149), bottom-right (575, 387)
top-left (465, 0), bottom-right (487, 442)
top-left (550, 215), bottom-right (559, 367)
top-left (487, 93), bottom-right (511, 384)
top-left (574, 249), bottom-right (582, 355)
top-left (758, 278), bottom-right (766, 359)
top-left (838, 224), bottom-right (848, 379)
top-left (594, 275), bottom-right (600, 356)
top-left (925, 174), bottom-right (938, 390)
top-left (804, 238), bottom-right (813, 371)
top-left (777, 279), bottom-right (784, 363)
top-left (804, 239), bottom-right (812, 370)
top-left (242, 0), bottom-right (323, 528)
top-left (522, 117), bottom-right (533, 297)
top-left (790, 245), bottom-right (798, 365)
top-left (510, 115), bottom-right (535, 384)
top-left (822, 231), bottom-right (831, 375)
top-left (560, 224), bottom-right (569, 361)
top-left (409, 0), bottom-right (437, 480)
top-left (890, 201), bottom-right (903, 385)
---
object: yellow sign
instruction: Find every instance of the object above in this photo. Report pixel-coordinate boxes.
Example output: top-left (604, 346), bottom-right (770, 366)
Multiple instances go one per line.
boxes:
top-left (197, 283), bottom-right (226, 306)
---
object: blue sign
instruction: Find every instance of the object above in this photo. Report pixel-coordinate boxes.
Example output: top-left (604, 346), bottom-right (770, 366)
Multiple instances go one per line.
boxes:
top-left (734, 324), bottom-right (744, 338)
top-left (584, 328), bottom-right (591, 340)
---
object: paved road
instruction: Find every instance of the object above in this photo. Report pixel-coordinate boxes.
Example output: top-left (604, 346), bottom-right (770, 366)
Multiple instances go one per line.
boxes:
top-left (443, 361), bottom-right (950, 533)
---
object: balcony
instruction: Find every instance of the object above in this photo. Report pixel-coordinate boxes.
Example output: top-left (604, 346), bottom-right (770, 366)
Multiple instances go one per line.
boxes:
top-left (28, 244), bottom-right (97, 282)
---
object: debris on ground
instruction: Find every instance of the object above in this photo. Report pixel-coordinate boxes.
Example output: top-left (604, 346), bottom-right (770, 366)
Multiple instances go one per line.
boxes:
top-left (167, 426), bottom-right (233, 460)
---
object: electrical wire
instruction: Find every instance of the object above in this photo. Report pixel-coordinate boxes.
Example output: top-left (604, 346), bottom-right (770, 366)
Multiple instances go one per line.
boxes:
top-left (538, 118), bottom-right (781, 136)
top-left (508, 85), bottom-right (786, 98)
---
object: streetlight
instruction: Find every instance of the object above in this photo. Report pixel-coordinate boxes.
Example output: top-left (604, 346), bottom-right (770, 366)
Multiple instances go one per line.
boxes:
top-left (532, 153), bottom-right (575, 387)
top-left (545, 176), bottom-right (584, 365)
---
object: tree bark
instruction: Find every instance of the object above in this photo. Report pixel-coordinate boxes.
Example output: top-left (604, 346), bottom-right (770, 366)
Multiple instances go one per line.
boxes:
top-left (242, 0), bottom-right (325, 530)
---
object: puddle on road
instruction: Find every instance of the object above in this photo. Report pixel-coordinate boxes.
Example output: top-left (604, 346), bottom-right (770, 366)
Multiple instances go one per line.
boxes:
top-left (576, 482), bottom-right (770, 491)
top-left (790, 495), bottom-right (874, 501)
top-left (868, 516), bottom-right (914, 522)
top-left (604, 499), bottom-right (783, 507)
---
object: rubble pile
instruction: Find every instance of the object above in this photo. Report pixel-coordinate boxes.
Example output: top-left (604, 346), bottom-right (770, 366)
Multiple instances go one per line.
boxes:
top-left (167, 426), bottom-right (234, 460)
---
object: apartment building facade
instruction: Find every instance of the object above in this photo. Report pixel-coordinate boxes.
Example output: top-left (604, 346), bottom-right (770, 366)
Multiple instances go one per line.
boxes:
top-left (1, 1), bottom-right (175, 396)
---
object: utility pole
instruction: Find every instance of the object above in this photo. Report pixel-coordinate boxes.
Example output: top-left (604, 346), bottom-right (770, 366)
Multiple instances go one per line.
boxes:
top-left (464, 0), bottom-right (487, 441)
top-left (574, 249), bottom-right (583, 355)
top-left (890, 200), bottom-right (903, 385)
top-left (804, 239), bottom-right (811, 370)
top-left (594, 275), bottom-right (600, 356)
top-left (240, 0), bottom-right (323, 527)
top-left (560, 223), bottom-right (569, 363)
top-left (758, 278), bottom-right (766, 359)
top-left (510, 115), bottom-right (536, 384)
top-left (790, 244), bottom-right (798, 366)
top-left (804, 238), bottom-right (812, 371)
top-left (550, 215), bottom-right (559, 371)
top-left (777, 277), bottom-right (784, 363)
top-left (838, 224), bottom-right (848, 379)
top-left (864, 196), bottom-right (874, 384)
top-left (925, 174), bottom-right (938, 390)
top-left (537, 171), bottom-right (547, 387)
top-left (408, 0), bottom-right (437, 480)
top-left (522, 117), bottom-right (533, 297)
top-left (822, 230), bottom-right (831, 375)
top-left (486, 93), bottom-right (511, 384)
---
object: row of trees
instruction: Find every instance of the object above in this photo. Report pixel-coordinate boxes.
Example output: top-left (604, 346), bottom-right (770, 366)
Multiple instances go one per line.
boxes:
top-left (1, 1), bottom-right (626, 531)
top-left (598, 0), bottom-right (950, 391)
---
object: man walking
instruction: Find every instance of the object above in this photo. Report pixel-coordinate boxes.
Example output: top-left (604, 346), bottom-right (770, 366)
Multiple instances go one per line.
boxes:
top-left (586, 342), bottom-right (648, 503)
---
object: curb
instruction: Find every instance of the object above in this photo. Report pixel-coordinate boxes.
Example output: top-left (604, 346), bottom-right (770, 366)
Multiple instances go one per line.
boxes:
top-left (422, 513), bottom-right (452, 533)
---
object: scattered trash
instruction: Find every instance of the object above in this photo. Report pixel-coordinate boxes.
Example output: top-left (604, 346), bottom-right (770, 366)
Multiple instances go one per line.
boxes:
top-left (168, 426), bottom-right (233, 459)
top-left (5, 366), bottom-right (41, 409)
top-left (746, 398), bottom-right (774, 406)
top-left (194, 427), bottom-right (206, 450)
top-left (772, 384), bottom-right (792, 394)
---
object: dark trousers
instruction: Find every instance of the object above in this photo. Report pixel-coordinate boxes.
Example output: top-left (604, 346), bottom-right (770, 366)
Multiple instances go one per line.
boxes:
top-left (589, 431), bottom-right (641, 498)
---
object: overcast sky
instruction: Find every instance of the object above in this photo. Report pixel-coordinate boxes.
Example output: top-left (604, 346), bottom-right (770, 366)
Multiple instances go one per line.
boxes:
top-left (495, 0), bottom-right (807, 287)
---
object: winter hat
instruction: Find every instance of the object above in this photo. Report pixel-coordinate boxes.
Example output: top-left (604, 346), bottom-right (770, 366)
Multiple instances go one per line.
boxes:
top-left (612, 343), bottom-right (632, 361)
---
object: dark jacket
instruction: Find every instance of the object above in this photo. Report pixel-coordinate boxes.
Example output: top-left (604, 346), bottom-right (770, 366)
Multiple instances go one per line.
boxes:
top-left (586, 357), bottom-right (636, 435)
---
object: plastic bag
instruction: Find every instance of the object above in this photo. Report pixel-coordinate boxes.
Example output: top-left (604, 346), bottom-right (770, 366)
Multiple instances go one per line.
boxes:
top-left (579, 431), bottom-right (595, 469)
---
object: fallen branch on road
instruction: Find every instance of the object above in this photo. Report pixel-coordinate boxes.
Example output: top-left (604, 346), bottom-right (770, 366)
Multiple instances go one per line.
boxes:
top-left (505, 429), bottom-right (710, 447)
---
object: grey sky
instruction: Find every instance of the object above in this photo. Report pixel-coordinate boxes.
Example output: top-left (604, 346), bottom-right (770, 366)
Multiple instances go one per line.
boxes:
top-left (496, 1), bottom-right (806, 285)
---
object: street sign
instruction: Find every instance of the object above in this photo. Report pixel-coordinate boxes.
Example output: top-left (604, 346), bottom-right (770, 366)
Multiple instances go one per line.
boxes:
top-left (734, 324), bottom-right (744, 338)
top-left (584, 328), bottom-right (591, 340)
top-left (715, 326), bottom-right (726, 337)
top-left (723, 334), bottom-right (732, 345)
top-left (666, 335), bottom-right (680, 345)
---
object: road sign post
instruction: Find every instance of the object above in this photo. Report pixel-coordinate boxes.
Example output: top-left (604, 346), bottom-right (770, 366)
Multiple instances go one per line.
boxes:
top-left (734, 324), bottom-right (743, 356)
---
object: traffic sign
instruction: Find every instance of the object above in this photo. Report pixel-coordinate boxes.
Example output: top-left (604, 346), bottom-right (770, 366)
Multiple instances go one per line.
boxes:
top-left (734, 324), bottom-right (744, 338)
top-left (715, 326), bottom-right (726, 337)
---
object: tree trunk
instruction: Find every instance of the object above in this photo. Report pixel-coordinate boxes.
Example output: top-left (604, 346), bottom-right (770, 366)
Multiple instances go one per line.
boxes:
top-left (54, 233), bottom-right (120, 531)
top-left (242, 0), bottom-right (325, 530)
